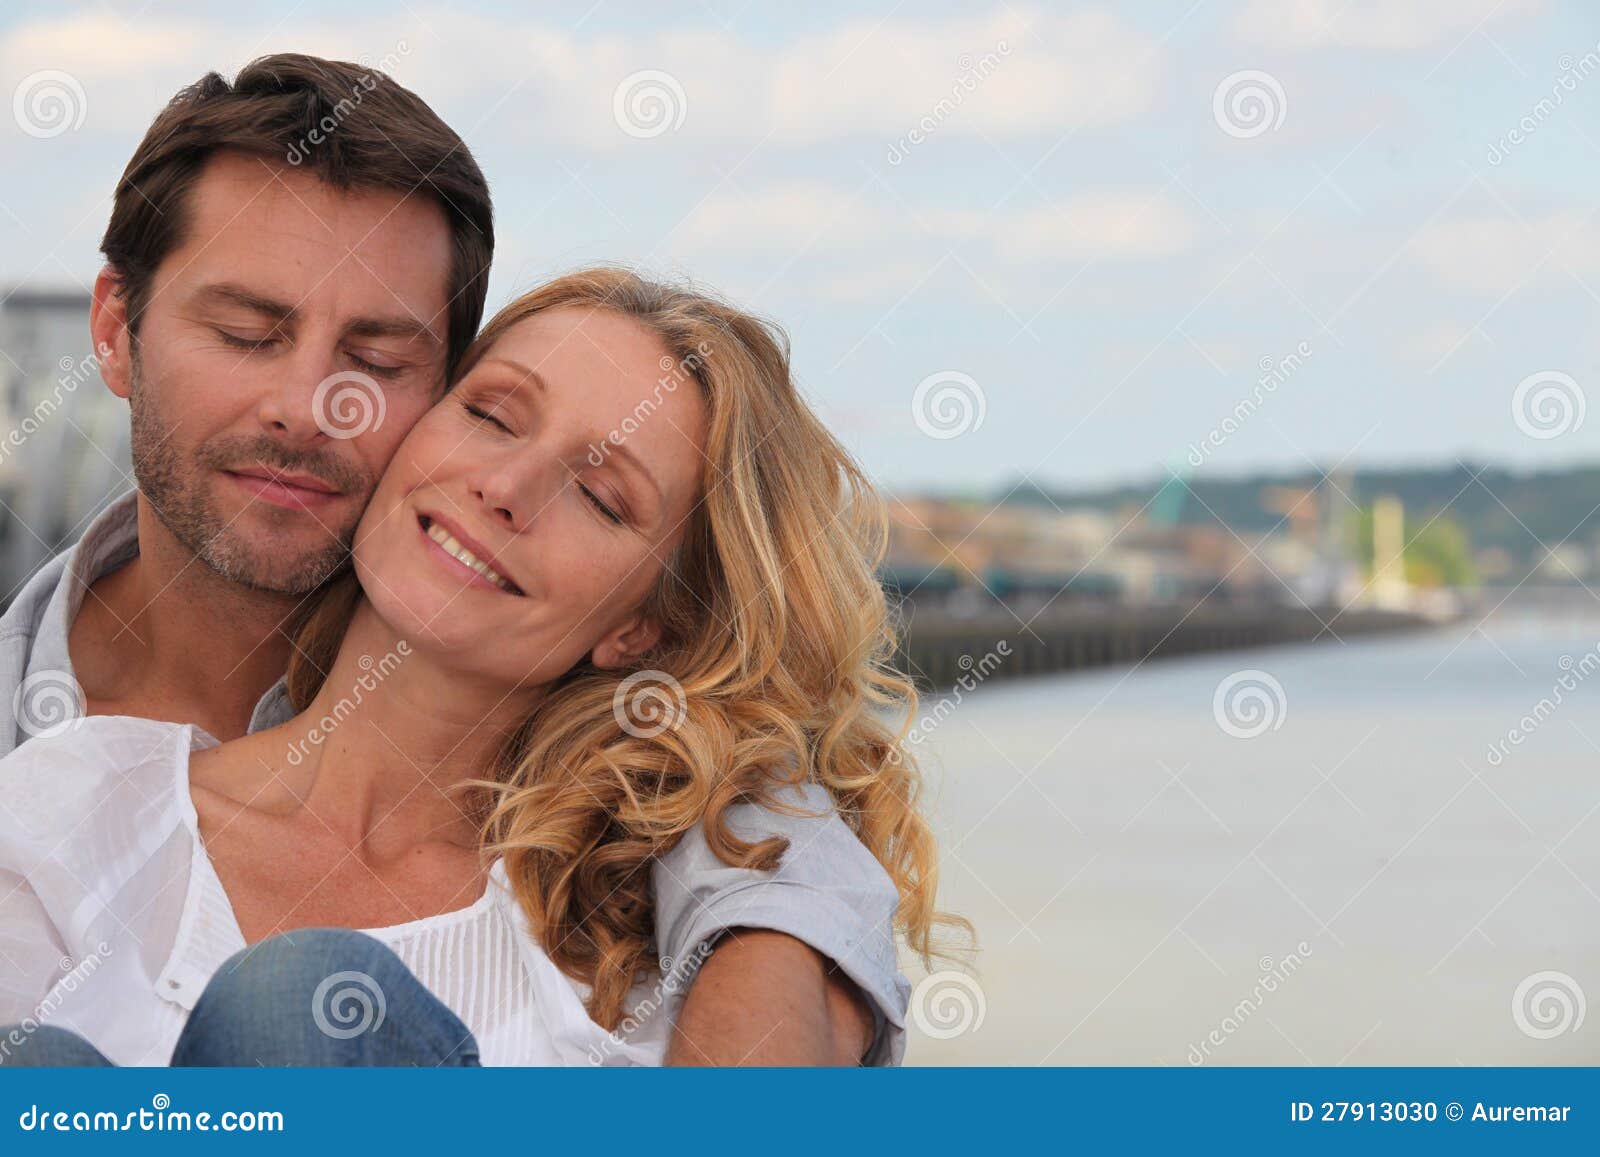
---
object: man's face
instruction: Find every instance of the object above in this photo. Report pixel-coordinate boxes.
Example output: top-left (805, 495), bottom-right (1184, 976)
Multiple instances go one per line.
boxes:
top-left (116, 149), bottom-right (453, 594)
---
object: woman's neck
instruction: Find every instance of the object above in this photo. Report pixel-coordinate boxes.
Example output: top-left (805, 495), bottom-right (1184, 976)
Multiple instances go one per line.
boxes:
top-left (271, 599), bottom-right (540, 856)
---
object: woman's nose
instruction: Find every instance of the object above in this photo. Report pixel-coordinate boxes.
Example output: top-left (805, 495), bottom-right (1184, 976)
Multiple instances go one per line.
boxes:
top-left (470, 453), bottom-right (560, 533)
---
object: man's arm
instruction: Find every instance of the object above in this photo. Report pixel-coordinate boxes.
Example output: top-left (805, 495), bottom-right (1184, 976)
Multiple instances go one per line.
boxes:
top-left (648, 782), bottom-right (910, 1066)
top-left (665, 928), bottom-right (874, 1065)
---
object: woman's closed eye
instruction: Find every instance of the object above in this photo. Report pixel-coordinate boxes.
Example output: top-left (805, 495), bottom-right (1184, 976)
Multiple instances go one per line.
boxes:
top-left (578, 480), bottom-right (625, 526)
top-left (461, 399), bottom-right (512, 434)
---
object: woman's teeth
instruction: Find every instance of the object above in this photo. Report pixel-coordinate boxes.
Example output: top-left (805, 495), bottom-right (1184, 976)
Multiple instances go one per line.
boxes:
top-left (425, 521), bottom-right (518, 592)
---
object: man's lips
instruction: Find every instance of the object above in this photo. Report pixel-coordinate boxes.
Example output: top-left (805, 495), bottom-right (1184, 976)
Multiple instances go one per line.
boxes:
top-left (224, 466), bottom-right (343, 511)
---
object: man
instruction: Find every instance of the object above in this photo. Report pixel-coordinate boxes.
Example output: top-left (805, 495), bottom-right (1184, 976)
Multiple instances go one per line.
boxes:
top-left (0, 54), bottom-right (905, 1065)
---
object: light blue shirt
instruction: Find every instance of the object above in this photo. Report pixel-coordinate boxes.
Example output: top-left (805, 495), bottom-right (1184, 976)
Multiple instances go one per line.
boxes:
top-left (0, 490), bottom-right (908, 1063)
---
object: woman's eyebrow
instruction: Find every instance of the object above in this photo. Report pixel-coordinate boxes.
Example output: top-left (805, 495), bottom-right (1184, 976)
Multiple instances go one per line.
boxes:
top-left (477, 356), bottom-right (549, 394)
top-left (479, 355), bottom-right (666, 510)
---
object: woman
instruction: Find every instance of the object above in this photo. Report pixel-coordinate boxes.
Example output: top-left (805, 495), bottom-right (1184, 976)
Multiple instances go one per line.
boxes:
top-left (0, 268), bottom-right (947, 1065)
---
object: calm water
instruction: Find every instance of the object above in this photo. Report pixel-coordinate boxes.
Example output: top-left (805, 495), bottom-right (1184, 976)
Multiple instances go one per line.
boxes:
top-left (903, 612), bottom-right (1600, 1065)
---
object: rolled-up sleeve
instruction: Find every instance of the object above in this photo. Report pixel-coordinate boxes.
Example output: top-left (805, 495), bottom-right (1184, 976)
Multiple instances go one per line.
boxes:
top-left (651, 782), bottom-right (909, 1065)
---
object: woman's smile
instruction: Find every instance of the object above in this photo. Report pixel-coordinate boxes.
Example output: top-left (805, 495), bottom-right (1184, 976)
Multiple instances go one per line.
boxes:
top-left (417, 512), bottom-right (524, 595)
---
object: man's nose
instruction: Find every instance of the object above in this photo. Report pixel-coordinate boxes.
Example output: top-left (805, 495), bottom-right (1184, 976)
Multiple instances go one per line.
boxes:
top-left (254, 342), bottom-right (344, 445)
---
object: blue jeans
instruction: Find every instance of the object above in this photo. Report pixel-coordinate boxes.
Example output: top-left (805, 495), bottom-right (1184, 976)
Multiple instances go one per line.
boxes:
top-left (1, 928), bottom-right (481, 1067)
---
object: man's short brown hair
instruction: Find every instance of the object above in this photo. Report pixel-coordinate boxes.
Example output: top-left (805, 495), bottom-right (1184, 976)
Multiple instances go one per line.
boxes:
top-left (100, 52), bottom-right (494, 374)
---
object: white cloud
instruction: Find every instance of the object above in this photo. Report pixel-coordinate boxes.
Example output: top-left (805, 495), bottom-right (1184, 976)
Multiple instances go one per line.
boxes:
top-left (999, 192), bottom-right (1194, 262)
top-left (1402, 321), bottom-right (1479, 365)
top-left (670, 182), bottom-right (1193, 270)
top-left (1235, 0), bottom-right (1542, 51)
top-left (0, 6), bottom-right (1163, 149)
top-left (768, 7), bottom-right (1158, 143)
top-left (1411, 211), bottom-right (1600, 295)
top-left (671, 183), bottom-right (891, 254)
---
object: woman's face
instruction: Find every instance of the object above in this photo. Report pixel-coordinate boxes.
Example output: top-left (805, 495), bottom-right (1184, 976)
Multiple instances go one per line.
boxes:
top-left (353, 306), bottom-right (709, 690)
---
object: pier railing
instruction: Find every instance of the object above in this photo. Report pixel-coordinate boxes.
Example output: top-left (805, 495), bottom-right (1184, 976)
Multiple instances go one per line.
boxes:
top-left (895, 603), bottom-right (1444, 690)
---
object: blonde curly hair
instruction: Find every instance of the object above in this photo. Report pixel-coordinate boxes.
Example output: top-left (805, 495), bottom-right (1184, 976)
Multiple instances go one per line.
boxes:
top-left (289, 267), bottom-right (958, 1027)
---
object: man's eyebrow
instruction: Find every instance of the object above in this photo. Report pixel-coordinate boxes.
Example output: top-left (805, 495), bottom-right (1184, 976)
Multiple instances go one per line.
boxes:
top-left (191, 282), bottom-right (294, 322)
top-left (479, 355), bottom-right (665, 508)
top-left (344, 315), bottom-right (440, 345)
top-left (192, 282), bottom-right (440, 346)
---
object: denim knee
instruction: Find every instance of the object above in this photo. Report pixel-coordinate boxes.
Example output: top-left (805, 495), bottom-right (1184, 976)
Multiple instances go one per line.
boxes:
top-left (0, 1023), bottom-right (113, 1067)
top-left (173, 928), bottom-right (479, 1067)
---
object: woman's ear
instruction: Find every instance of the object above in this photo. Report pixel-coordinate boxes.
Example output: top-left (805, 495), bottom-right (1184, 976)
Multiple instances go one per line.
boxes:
top-left (590, 613), bottom-right (662, 670)
top-left (89, 267), bottom-right (134, 400)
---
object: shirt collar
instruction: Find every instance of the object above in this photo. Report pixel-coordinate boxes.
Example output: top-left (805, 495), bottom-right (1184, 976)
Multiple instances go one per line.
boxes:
top-left (26, 489), bottom-right (141, 683)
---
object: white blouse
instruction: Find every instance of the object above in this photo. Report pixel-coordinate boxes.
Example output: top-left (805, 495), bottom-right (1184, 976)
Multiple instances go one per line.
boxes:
top-left (0, 716), bottom-right (667, 1066)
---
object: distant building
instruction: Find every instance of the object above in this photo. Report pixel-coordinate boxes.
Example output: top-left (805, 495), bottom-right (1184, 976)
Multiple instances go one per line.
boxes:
top-left (0, 289), bottom-right (132, 599)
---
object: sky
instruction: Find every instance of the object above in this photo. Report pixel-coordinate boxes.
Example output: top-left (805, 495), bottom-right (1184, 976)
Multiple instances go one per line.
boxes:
top-left (3, 0), bottom-right (1600, 494)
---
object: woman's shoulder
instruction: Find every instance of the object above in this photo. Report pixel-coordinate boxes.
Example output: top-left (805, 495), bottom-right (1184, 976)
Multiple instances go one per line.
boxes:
top-left (0, 714), bottom-right (196, 856)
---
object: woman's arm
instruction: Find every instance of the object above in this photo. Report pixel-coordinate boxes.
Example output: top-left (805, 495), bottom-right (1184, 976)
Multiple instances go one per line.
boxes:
top-left (665, 928), bottom-right (874, 1064)
top-left (650, 783), bottom-right (910, 1066)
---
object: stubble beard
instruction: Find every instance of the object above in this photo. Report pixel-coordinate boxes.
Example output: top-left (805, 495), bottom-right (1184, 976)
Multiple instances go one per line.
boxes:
top-left (126, 343), bottom-right (370, 596)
